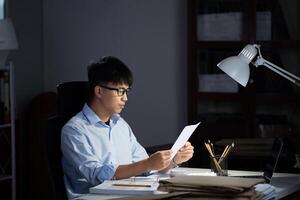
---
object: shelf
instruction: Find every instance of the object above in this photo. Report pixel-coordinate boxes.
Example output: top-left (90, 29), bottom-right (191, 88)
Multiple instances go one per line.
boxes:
top-left (197, 40), bottom-right (300, 49)
top-left (255, 93), bottom-right (300, 103)
top-left (0, 124), bottom-right (12, 129)
top-left (198, 92), bottom-right (300, 103)
top-left (197, 92), bottom-right (242, 101)
top-left (0, 63), bottom-right (16, 200)
top-left (197, 41), bottom-right (244, 49)
top-left (258, 40), bottom-right (300, 48)
top-left (0, 66), bottom-right (10, 70)
top-left (188, 0), bottom-right (300, 172)
top-left (0, 175), bottom-right (12, 182)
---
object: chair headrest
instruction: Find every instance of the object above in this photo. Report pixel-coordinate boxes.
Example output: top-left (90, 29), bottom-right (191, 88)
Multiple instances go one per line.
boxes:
top-left (57, 81), bottom-right (89, 122)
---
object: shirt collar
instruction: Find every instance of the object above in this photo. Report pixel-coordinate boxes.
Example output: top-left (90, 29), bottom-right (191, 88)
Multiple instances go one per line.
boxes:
top-left (82, 103), bottom-right (121, 125)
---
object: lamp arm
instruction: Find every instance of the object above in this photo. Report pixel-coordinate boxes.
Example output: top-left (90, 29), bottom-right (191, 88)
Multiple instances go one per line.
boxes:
top-left (254, 57), bottom-right (300, 86)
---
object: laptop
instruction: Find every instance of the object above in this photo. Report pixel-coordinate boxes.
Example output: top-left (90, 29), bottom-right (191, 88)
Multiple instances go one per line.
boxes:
top-left (229, 138), bottom-right (283, 183)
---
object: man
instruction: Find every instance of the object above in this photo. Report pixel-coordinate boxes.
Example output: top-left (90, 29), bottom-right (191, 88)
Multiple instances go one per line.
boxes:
top-left (61, 56), bottom-right (194, 199)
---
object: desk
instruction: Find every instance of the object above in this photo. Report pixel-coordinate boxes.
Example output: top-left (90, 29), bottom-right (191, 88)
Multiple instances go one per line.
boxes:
top-left (75, 167), bottom-right (300, 200)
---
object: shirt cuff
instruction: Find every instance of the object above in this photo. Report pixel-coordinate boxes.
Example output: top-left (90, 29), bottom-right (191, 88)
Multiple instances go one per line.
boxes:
top-left (96, 164), bottom-right (118, 182)
top-left (138, 171), bottom-right (152, 176)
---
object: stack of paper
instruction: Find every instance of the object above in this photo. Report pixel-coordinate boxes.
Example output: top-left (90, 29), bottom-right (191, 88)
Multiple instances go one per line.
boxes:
top-left (159, 175), bottom-right (265, 199)
top-left (89, 180), bottom-right (159, 195)
top-left (100, 192), bottom-right (190, 200)
top-left (255, 184), bottom-right (276, 200)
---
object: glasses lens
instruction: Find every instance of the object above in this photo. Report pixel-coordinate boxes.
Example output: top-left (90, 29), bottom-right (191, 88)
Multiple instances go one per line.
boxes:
top-left (118, 88), bottom-right (131, 96)
top-left (118, 89), bottom-right (124, 96)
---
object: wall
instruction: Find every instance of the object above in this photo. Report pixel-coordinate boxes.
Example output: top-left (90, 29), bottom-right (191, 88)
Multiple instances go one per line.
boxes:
top-left (43, 0), bottom-right (187, 147)
top-left (8, 0), bottom-right (44, 116)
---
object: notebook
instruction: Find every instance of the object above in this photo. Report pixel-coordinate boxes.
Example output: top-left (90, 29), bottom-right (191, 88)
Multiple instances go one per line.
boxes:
top-left (229, 138), bottom-right (283, 183)
top-left (89, 179), bottom-right (159, 195)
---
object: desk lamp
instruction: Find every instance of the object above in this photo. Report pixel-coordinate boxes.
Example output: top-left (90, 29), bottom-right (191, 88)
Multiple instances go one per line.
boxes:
top-left (0, 18), bottom-right (18, 66)
top-left (217, 44), bottom-right (300, 87)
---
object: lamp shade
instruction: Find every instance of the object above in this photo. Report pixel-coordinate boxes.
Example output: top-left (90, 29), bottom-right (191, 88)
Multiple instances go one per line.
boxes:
top-left (217, 45), bottom-right (258, 87)
top-left (217, 56), bottom-right (250, 87)
top-left (0, 18), bottom-right (18, 50)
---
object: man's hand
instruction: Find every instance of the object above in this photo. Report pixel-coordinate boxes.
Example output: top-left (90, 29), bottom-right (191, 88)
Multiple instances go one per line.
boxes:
top-left (173, 142), bottom-right (194, 165)
top-left (147, 150), bottom-right (172, 171)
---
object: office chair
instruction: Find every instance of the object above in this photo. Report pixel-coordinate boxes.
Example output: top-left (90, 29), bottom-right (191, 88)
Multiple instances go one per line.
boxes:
top-left (57, 81), bottom-right (89, 122)
top-left (45, 81), bottom-right (89, 200)
top-left (46, 116), bottom-right (67, 200)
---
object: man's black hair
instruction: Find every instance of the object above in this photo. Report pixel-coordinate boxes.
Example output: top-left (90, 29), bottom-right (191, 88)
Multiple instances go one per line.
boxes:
top-left (87, 56), bottom-right (133, 99)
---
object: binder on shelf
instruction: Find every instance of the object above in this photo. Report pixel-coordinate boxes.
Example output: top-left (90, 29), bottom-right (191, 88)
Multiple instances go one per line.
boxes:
top-left (197, 12), bottom-right (242, 41)
top-left (197, 11), bottom-right (271, 41)
top-left (198, 74), bottom-right (238, 93)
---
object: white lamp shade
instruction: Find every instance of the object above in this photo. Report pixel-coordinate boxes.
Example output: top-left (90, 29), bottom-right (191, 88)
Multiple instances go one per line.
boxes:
top-left (217, 56), bottom-right (250, 87)
top-left (0, 18), bottom-right (18, 50)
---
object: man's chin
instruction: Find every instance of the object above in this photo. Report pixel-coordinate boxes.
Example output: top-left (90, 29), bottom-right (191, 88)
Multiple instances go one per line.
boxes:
top-left (115, 109), bottom-right (123, 114)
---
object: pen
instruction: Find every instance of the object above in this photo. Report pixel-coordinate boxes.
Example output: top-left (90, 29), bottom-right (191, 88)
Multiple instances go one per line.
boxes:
top-left (204, 143), bottom-right (222, 173)
top-left (223, 142), bottom-right (235, 158)
top-left (218, 142), bottom-right (235, 164)
top-left (220, 145), bottom-right (229, 158)
top-left (112, 183), bottom-right (152, 187)
top-left (208, 139), bottom-right (215, 155)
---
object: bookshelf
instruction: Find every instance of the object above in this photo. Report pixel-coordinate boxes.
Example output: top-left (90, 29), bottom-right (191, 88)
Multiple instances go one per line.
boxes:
top-left (0, 62), bottom-right (16, 200)
top-left (187, 0), bottom-right (300, 171)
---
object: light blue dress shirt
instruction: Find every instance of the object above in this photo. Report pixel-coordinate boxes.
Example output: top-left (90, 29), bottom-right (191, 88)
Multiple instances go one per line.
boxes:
top-left (61, 104), bottom-right (149, 199)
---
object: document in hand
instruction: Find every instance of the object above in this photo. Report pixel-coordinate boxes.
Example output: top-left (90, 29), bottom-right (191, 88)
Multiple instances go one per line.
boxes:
top-left (89, 180), bottom-right (159, 195)
top-left (171, 122), bottom-right (201, 159)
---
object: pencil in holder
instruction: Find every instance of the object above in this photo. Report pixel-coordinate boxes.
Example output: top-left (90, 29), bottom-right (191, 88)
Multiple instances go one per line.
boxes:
top-left (210, 155), bottom-right (228, 176)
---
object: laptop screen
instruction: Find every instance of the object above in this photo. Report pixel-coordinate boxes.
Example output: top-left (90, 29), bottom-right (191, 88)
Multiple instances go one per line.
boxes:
top-left (263, 138), bottom-right (283, 183)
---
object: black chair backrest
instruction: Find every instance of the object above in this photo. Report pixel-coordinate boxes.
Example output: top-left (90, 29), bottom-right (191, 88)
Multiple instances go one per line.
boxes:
top-left (57, 81), bottom-right (89, 123)
top-left (46, 81), bottom-right (89, 200)
top-left (46, 116), bottom-right (67, 200)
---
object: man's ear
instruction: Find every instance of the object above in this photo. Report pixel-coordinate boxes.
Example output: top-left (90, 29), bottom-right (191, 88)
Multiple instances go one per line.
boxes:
top-left (94, 85), bottom-right (102, 98)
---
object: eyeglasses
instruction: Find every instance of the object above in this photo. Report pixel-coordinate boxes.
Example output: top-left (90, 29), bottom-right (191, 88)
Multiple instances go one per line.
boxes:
top-left (99, 85), bottom-right (131, 96)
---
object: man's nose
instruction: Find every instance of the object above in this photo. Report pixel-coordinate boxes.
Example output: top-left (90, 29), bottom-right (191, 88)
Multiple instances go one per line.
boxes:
top-left (121, 93), bottom-right (128, 101)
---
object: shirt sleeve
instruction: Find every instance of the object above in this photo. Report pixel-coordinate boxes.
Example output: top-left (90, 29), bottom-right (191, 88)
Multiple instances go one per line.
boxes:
top-left (61, 124), bottom-right (118, 185)
top-left (127, 125), bottom-right (149, 163)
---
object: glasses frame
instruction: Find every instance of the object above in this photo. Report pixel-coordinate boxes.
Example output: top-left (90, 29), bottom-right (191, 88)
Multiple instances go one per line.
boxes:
top-left (99, 84), bottom-right (131, 96)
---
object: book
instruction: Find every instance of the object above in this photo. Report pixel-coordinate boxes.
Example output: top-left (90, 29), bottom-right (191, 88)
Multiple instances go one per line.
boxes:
top-left (89, 180), bottom-right (159, 195)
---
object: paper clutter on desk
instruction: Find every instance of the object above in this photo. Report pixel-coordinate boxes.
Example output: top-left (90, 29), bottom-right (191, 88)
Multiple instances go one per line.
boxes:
top-left (89, 180), bottom-right (159, 195)
top-left (255, 184), bottom-right (276, 200)
top-left (170, 168), bottom-right (216, 177)
top-left (159, 175), bottom-right (265, 199)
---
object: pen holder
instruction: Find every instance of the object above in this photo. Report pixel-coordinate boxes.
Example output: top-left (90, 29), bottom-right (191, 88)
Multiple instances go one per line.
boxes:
top-left (210, 155), bottom-right (228, 176)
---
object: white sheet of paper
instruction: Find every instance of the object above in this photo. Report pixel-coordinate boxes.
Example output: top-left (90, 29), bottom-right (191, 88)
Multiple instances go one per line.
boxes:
top-left (170, 122), bottom-right (201, 159)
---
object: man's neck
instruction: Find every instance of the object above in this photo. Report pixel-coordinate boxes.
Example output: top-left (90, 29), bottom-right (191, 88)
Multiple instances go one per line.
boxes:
top-left (88, 102), bottom-right (111, 123)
